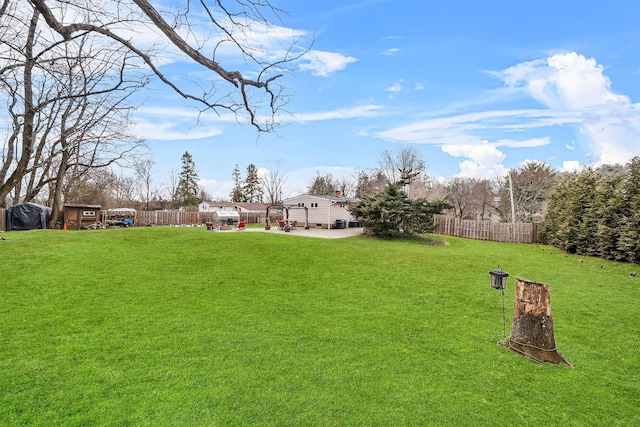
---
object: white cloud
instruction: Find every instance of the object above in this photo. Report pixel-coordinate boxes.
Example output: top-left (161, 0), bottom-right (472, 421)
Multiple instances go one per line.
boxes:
top-left (494, 137), bottom-right (551, 148)
top-left (414, 82), bottom-right (425, 90)
top-left (381, 48), bottom-right (400, 56)
top-left (292, 104), bottom-right (383, 122)
top-left (132, 120), bottom-right (222, 141)
top-left (373, 109), bottom-right (571, 145)
top-left (386, 80), bottom-right (404, 94)
top-left (199, 178), bottom-right (232, 201)
top-left (494, 52), bottom-right (640, 164)
top-left (441, 142), bottom-right (507, 178)
top-left (298, 50), bottom-right (358, 76)
top-left (374, 51), bottom-right (639, 176)
top-left (561, 160), bottom-right (581, 172)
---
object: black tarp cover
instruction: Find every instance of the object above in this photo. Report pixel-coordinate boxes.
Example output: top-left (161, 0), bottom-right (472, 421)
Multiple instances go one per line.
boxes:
top-left (6, 203), bottom-right (51, 230)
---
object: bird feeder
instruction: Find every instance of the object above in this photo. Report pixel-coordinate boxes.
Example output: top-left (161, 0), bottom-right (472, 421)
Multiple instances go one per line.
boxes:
top-left (489, 264), bottom-right (509, 340)
top-left (489, 265), bottom-right (509, 290)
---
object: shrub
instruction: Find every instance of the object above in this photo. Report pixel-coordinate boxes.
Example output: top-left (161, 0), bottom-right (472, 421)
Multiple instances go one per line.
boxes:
top-left (348, 184), bottom-right (451, 239)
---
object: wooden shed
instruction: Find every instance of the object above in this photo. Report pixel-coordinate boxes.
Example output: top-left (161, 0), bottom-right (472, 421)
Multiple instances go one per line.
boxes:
top-left (64, 204), bottom-right (102, 230)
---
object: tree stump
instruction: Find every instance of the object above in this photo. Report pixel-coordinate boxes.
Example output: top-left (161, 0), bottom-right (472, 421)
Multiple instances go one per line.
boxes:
top-left (501, 277), bottom-right (573, 367)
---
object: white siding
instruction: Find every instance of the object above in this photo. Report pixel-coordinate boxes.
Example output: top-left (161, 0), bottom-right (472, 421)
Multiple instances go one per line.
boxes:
top-left (283, 195), bottom-right (356, 228)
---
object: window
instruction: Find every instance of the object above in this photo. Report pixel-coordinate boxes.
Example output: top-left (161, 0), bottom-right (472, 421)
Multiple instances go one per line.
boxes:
top-left (297, 202), bottom-right (305, 207)
top-left (310, 202), bottom-right (318, 208)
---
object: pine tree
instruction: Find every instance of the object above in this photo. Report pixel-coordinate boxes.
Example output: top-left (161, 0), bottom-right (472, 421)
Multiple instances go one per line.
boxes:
top-left (243, 163), bottom-right (263, 203)
top-left (616, 157), bottom-right (640, 263)
top-left (540, 157), bottom-right (639, 263)
top-left (176, 151), bottom-right (200, 208)
top-left (230, 164), bottom-right (245, 202)
top-left (595, 167), bottom-right (624, 259)
top-left (349, 184), bottom-right (450, 238)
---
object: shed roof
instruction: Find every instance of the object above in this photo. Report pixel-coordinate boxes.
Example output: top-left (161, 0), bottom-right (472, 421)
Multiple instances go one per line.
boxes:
top-left (214, 209), bottom-right (240, 219)
top-left (65, 204), bottom-right (101, 209)
top-left (108, 207), bottom-right (136, 212)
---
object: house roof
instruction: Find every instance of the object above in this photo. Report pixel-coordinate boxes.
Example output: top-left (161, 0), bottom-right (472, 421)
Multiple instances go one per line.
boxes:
top-left (202, 201), bottom-right (269, 212)
top-left (282, 194), bottom-right (359, 204)
top-left (234, 202), bottom-right (269, 212)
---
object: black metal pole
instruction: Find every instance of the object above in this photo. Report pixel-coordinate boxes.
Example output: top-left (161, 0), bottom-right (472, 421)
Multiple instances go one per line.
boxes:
top-left (501, 288), bottom-right (506, 340)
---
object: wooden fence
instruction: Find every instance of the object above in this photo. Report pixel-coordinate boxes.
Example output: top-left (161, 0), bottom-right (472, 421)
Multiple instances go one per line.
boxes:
top-left (135, 210), bottom-right (272, 226)
top-left (0, 208), bottom-right (275, 231)
top-left (433, 215), bottom-right (540, 244)
top-left (2, 208), bottom-right (539, 243)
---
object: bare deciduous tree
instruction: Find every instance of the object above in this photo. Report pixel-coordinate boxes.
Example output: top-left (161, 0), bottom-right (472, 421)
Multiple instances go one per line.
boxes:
top-left (307, 171), bottom-right (338, 196)
top-left (28, 0), bottom-right (307, 132)
top-left (165, 169), bottom-right (180, 208)
top-left (378, 146), bottom-right (427, 197)
top-left (0, 3), bottom-right (147, 220)
top-left (498, 161), bottom-right (557, 222)
top-left (354, 168), bottom-right (388, 198)
top-left (446, 177), bottom-right (475, 219)
top-left (134, 158), bottom-right (157, 211)
top-left (445, 177), bottom-right (498, 219)
top-left (261, 160), bottom-right (287, 205)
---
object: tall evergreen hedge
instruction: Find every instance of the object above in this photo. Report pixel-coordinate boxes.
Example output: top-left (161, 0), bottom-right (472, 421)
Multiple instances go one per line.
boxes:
top-left (540, 157), bottom-right (639, 263)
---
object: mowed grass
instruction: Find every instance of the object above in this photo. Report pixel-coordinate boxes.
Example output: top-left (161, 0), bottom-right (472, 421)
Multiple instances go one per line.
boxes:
top-left (0, 227), bottom-right (638, 426)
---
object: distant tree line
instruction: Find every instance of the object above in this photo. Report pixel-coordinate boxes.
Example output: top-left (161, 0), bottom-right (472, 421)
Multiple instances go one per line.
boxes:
top-left (540, 157), bottom-right (639, 263)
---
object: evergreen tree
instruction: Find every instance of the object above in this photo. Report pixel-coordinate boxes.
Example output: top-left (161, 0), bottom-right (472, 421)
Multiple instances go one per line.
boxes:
top-left (176, 151), bottom-right (200, 208)
top-left (595, 166), bottom-right (624, 259)
top-left (348, 184), bottom-right (450, 238)
top-left (616, 157), bottom-right (640, 263)
top-left (230, 164), bottom-right (245, 202)
top-left (540, 157), bottom-right (639, 263)
top-left (243, 163), bottom-right (263, 203)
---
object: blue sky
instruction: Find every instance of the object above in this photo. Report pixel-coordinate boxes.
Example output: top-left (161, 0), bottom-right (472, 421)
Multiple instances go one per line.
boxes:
top-left (132, 0), bottom-right (640, 200)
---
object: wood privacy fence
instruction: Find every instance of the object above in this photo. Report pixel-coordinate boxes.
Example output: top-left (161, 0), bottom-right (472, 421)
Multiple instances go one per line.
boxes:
top-left (2, 208), bottom-right (539, 243)
top-left (135, 210), bottom-right (272, 226)
top-left (432, 215), bottom-right (540, 244)
top-left (0, 208), bottom-right (275, 231)
top-left (136, 210), bottom-right (213, 226)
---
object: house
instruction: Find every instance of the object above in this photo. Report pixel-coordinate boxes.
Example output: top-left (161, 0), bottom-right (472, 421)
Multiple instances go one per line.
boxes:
top-left (199, 201), bottom-right (269, 223)
top-left (281, 191), bottom-right (360, 229)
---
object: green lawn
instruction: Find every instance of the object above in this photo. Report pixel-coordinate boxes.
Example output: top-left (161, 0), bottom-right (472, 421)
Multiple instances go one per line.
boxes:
top-left (1, 227), bottom-right (638, 426)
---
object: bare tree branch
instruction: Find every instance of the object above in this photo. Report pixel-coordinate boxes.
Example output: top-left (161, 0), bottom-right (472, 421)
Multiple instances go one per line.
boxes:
top-left (28, 0), bottom-right (308, 131)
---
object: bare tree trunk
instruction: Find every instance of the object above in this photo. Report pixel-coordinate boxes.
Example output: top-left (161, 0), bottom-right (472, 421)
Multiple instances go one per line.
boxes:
top-left (502, 277), bottom-right (573, 367)
top-left (0, 9), bottom-right (38, 207)
top-left (47, 147), bottom-right (70, 229)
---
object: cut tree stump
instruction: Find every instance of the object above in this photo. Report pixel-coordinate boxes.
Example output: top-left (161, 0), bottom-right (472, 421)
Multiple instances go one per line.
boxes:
top-left (501, 277), bottom-right (573, 367)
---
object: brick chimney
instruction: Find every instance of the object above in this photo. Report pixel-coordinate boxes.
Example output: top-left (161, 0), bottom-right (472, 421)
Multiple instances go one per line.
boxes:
top-left (335, 190), bottom-right (341, 198)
